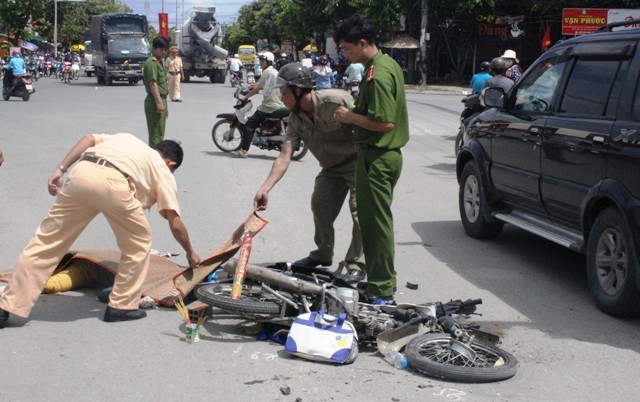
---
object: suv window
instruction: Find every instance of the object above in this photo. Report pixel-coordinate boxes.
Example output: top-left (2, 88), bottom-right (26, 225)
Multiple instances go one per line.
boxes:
top-left (560, 58), bottom-right (620, 116)
top-left (514, 56), bottom-right (567, 112)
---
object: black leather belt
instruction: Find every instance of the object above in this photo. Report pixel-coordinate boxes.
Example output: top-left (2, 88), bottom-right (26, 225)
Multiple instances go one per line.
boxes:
top-left (80, 155), bottom-right (129, 178)
top-left (357, 143), bottom-right (374, 150)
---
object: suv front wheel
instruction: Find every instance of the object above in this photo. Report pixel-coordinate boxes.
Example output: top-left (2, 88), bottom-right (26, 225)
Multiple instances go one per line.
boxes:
top-left (586, 207), bottom-right (640, 317)
top-left (459, 162), bottom-right (503, 239)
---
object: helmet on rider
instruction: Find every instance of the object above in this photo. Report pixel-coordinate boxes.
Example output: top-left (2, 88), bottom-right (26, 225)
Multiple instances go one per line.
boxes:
top-left (234, 53), bottom-right (239, 58)
top-left (479, 61), bottom-right (491, 72)
top-left (304, 50), bottom-right (312, 58)
top-left (258, 52), bottom-right (275, 64)
top-left (489, 57), bottom-right (508, 73)
top-left (280, 53), bottom-right (287, 59)
top-left (11, 48), bottom-right (20, 56)
top-left (318, 55), bottom-right (329, 65)
top-left (275, 62), bottom-right (314, 112)
top-left (276, 62), bottom-right (314, 89)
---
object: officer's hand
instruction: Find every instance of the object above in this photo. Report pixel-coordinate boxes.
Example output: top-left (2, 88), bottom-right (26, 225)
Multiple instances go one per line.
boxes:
top-left (187, 250), bottom-right (201, 268)
top-left (48, 170), bottom-right (64, 196)
top-left (334, 106), bottom-right (351, 124)
top-left (156, 103), bottom-right (165, 114)
top-left (254, 191), bottom-right (268, 211)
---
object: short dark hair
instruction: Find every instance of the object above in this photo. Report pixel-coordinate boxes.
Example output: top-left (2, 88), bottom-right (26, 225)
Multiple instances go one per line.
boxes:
top-left (152, 36), bottom-right (170, 50)
top-left (155, 140), bottom-right (183, 169)
top-left (334, 16), bottom-right (376, 45)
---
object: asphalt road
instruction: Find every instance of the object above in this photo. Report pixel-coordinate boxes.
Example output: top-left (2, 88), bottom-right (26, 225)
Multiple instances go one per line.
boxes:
top-left (0, 73), bottom-right (639, 402)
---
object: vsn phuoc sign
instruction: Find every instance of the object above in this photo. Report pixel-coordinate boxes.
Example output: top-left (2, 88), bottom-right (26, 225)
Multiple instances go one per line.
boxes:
top-left (562, 8), bottom-right (608, 35)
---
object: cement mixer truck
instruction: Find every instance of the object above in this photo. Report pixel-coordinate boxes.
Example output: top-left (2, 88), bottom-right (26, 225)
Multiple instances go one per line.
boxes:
top-left (177, 7), bottom-right (228, 83)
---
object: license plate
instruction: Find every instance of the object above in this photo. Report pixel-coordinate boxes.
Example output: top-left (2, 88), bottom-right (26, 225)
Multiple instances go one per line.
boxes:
top-left (26, 84), bottom-right (33, 91)
top-left (125, 70), bottom-right (135, 75)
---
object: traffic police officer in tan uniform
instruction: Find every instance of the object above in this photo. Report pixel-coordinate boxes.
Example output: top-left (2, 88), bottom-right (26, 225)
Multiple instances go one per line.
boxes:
top-left (144, 37), bottom-right (170, 147)
top-left (164, 45), bottom-right (183, 102)
top-left (254, 63), bottom-right (365, 278)
top-left (0, 133), bottom-right (201, 327)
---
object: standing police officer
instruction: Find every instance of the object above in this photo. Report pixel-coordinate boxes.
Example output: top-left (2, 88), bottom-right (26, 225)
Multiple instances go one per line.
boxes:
top-left (143, 37), bottom-right (170, 147)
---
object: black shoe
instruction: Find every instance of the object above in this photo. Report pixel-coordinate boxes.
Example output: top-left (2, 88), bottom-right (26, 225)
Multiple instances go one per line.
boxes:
top-left (336, 268), bottom-right (366, 284)
top-left (174, 99), bottom-right (182, 102)
top-left (293, 257), bottom-right (332, 268)
top-left (0, 308), bottom-right (8, 328)
top-left (104, 306), bottom-right (147, 322)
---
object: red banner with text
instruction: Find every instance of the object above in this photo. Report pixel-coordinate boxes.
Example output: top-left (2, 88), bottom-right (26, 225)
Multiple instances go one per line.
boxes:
top-left (159, 13), bottom-right (169, 39)
top-left (562, 8), bottom-right (608, 35)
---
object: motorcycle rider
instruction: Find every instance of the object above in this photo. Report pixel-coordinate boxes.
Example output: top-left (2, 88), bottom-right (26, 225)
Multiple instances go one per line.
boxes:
top-left (344, 61), bottom-right (364, 89)
top-left (276, 52), bottom-right (289, 70)
top-left (470, 61), bottom-right (491, 94)
top-left (3, 49), bottom-right (26, 92)
top-left (301, 50), bottom-right (313, 68)
top-left (310, 55), bottom-right (333, 90)
top-left (228, 53), bottom-right (243, 82)
top-left (253, 63), bottom-right (365, 279)
top-left (236, 52), bottom-right (287, 158)
top-left (482, 57), bottom-right (514, 93)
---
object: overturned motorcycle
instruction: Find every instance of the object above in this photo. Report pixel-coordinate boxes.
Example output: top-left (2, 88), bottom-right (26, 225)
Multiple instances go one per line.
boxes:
top-left (211, 87), bottom-right (308, 160)
top-left (196, 259), bottom-right (518, 383)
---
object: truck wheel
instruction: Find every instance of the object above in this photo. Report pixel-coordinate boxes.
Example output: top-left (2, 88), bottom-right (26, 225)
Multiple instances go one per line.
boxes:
top-left (586, 207), bottom-right (640, 317)
top-left (107, 76), bottom-right (113, 86)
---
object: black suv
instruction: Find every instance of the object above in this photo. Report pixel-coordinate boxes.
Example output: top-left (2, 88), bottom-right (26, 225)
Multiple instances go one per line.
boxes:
top-left (456, 21), bottom-right (640, 317)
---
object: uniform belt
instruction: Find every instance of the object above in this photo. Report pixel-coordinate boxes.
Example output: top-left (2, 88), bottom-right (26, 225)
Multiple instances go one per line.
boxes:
top-left (80, 155), bottom-right (129, 179)
top-left (168, 71), bottom-right (179, 75)
top-left (357, 143), bottom-right (375, 150)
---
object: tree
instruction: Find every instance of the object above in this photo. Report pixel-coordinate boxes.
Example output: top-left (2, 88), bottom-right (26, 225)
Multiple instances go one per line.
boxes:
top-left (0, 0), bottom-right (48, 43)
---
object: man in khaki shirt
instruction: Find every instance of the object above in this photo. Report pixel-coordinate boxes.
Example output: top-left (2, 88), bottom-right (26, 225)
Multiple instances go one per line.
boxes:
top-left (164, 45), bottom-right (183, 102)
top-left (254, 63), bottom-right (365, 280)
top-left (0, 133), bottom-right (200, 328)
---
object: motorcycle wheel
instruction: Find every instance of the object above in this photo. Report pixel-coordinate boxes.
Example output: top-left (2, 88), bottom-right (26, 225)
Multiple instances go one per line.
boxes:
top-left (212, 119), bottom-right (242, 152)
top-left (3, 93), bottom-right (9, 101)
top-left (22, 92), bottom-right (29, 101)
top-left (291, 140), bottom-right (308, 161)
top-left (404, 333), bottom-right (518, 383)
top-left (195, 282), bottom-right (283, 315)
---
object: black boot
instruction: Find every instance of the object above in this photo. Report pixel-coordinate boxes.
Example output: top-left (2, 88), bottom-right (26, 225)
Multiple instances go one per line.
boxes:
top-left (104, 306), bottom-right (146, 322)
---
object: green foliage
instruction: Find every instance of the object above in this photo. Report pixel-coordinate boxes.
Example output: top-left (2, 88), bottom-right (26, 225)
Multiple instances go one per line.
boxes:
top-left (0, 0), bottom-right (48, 43)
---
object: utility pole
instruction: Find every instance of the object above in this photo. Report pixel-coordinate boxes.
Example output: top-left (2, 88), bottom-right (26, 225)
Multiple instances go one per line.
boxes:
top-left (419, 0), bottom-right (429, 85)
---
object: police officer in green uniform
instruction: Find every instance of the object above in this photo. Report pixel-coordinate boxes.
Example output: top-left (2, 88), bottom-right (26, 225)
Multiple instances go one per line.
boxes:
top-left (254, 63), bottom-right (365, 277)
top-left (334, 16), bottom-right (409, 305)
top-left (143, 37), bottom-right (170, 147)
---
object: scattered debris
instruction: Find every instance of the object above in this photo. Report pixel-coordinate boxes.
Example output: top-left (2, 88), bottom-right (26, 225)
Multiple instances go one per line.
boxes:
top-left (280, 386), bottom-right (291, 395)
top-left (406, 281), bottom-right (419, 290)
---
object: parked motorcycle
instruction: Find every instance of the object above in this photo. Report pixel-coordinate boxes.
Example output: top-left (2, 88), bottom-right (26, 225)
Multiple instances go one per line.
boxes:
top-left (211, 87), bottom-right (308, 160)
top-left (455, 91), bottom-right (483, 156)
top-left (196, 259), bottom-right (518, 382)
top-left (3, 74), bottom-right (35, 101)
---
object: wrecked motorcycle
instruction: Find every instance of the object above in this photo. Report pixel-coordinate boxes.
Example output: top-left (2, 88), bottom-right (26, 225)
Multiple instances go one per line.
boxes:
top-left (196, 260), bottom-right (518, 383)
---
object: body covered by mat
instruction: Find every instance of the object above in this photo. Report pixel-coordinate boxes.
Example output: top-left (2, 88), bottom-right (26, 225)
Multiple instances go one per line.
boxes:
top-left (0, 213), bottom-right (268, 307)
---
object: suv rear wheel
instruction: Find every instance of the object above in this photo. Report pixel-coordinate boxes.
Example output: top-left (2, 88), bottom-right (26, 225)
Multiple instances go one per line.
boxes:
top-left (586, 207), bottom-right (640, 317)
top-left (459, 162), bottom-right (503, 239)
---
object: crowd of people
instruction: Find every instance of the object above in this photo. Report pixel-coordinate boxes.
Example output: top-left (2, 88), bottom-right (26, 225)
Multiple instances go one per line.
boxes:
top-left (0, 15), bottom-right (410, 328)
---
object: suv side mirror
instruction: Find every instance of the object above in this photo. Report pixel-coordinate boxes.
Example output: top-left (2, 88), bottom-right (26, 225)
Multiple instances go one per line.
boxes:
top-left (481, 87), bottom-right (506, 108)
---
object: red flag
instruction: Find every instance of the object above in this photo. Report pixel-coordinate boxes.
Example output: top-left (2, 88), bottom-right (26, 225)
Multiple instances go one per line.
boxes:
top-left (159, 13), bottom-right (169, 39)
top-left (542, 24), bottom-right (551, 51)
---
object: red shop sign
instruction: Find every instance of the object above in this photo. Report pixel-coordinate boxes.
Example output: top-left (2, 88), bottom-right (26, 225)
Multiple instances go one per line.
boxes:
top-left (562, 8), bottom-right (608, 35)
